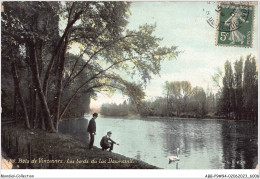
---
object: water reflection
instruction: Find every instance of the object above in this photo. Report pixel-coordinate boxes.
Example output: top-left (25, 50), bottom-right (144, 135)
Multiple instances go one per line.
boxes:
top-left (221, 121), bottom-right (258, 169)
top-left (58, 117), bottom-right (257, 169)
top-left (161, 119), bottom-right (225, 169)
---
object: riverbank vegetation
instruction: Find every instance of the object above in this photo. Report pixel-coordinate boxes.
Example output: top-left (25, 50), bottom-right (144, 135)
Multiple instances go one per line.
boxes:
top-left (216, 56), bottom-right (258, 122)
top-left (101, 82), bottom-right (216, 118)
top-left (2, 2), bottom-right (178, 132)
top-left (101, 55), bottom-right (258, 123)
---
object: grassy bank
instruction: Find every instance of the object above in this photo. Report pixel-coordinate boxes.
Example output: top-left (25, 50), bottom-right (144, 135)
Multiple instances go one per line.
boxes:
top-left (1, 124), bottom-right (157, 169)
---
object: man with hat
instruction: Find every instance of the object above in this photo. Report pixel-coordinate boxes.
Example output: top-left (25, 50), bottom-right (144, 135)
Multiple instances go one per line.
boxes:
top-left (100, 131), bottom-right (119, 152)
top-left (87, 113), bottom-right (98, 150)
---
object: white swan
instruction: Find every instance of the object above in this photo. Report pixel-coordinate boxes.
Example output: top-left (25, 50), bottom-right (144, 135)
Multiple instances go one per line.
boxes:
top-left (168, 148), bottom-right (180, 163)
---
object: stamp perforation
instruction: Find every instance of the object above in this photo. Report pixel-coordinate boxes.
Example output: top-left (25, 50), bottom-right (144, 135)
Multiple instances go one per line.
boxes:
top-left (215, 1), bottom-right (256, 48)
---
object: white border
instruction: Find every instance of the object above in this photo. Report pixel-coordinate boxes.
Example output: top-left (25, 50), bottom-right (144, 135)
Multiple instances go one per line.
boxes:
top-left (1, 169), bottom-right (259, 178)
top-left (0, 0), bottom-right (259, 178)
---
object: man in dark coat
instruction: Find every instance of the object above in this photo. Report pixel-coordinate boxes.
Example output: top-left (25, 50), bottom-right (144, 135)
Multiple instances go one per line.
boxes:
top-left (100, 131), bottom-right (119, 152)
top-left (87, 113), bottom-right (98, 150)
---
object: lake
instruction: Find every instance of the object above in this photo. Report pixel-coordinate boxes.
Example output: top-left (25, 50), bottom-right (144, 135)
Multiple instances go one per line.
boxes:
top-left (58, 116), bottom-right (258, 169)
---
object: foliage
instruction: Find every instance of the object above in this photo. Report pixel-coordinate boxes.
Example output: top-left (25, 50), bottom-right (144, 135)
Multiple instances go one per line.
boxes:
top-left (216, 55), bottom-right (258, 122)
top-left (101, 81), bottom-right (216, 118)
top-left (1, 2), bottom-right (179, 132)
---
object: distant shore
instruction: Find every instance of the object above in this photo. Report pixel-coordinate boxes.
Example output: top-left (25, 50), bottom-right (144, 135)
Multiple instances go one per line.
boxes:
top-left (61, 115), bottom-right (253, 123)
top-left (98, 115), bottom-right (253, 122)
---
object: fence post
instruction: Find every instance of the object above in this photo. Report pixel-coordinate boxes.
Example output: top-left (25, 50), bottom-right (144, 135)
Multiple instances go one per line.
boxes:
top-left (6, 133), bottom-right (9, 149)
top-left (28, 143), bottom-right (31, 168)
top-left (49, 154), bottom-right (53, 169)
top-left (8, 134), bottom-right (11, 150)
top-left (2, 131), bottom-right (5, 149)
top-left (16, 137), bottom-right (19, 154)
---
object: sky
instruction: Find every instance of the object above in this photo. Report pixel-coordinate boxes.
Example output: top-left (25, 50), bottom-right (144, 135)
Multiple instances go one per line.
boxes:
top-left (87, 1), bottom-right (258, 109)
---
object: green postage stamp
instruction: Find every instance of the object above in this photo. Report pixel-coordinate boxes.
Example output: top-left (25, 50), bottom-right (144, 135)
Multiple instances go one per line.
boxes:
top-left (216, 2), bottom-right (255, 48)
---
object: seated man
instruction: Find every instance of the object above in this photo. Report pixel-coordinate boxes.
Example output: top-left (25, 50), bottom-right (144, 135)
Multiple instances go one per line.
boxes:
top-left (100, 131), bottom-right (119, 152)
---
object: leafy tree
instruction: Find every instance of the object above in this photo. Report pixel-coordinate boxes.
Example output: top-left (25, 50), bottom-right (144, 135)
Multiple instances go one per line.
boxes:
top-left (2, 2), bottom-right (60, 131)
top-left (101, 81), bottom-right (215, 119)
top-left (2, 2), bottom-right (179, 132)
top-left (216, 55), bottom-right (258, 121)
top-left (163, 81), bottom-right (192, 116)
top-left (233, 58), bottom-right (243, 120)
top-left (205, 90), bottom-right (216, 115)
top-left (191, 86), bottom-right (207, 117)
top-left (243, 55), bottom-right (258, 122)
top-left (180, 81), bottom-right (192, 113)
top-left (219, 60), bottom-right (234, 118)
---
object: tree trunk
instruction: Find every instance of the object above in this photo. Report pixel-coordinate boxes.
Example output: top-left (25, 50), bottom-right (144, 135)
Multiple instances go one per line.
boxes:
top-left (13, 88), bottom-right (18, 123)
top-left (31, 88), bottom-right (37, 128)
top-left (11, 63), bottom-right (30, 129)
top-left (37, 107), bottom-right (46, 130)
top-left (166, 91), bottom-right (169, 117)
top-left (40, 109), bottom-right (46, 130)
top-left (34, 41), bottom-right (42, 129)
top-left (42, 9), bottom-right (82, 96)
top-left (53, 38), bottom-right (68, 131)
top-left (29, 45), bottom-right (56, 132)
top-left (234, 88), bottom-right (238, 120)
top-left (29, 85), bottom-right (34, 127)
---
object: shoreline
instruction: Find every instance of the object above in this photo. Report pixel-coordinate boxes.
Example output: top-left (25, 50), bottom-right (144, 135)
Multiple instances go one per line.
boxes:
top-left (1, 124), bottom-right (158, 169)
top-left (97, 115), bottom-right (253, 122)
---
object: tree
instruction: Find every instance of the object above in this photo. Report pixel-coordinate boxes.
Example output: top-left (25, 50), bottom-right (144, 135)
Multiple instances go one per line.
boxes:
top-left (180, 81), bottom-right (192, 114)
top-left (216, 55), bottom-right (258, 121)
top-left (233, 57), bottom-right (243, 120)
top-left (205, 90), bottom-right (216, 116)
top-left (163, 81), bottom-right (192, 116)
top-left (219, 60), bottom-right (234, 118)
top-left (191, 87), bottom-right (207, 117)
top-left (2, 2), bottom-right (179, 132)
top-left (163, 81), bottom-right (180, 116)
top-left (2, 2), bottom-right (60, 132)
top-left (11, 63), bottom-right (30, 128)
top-left (100, 100), bottom-right (129, 117)
top-left (243, 55), bottom-right (258, 122)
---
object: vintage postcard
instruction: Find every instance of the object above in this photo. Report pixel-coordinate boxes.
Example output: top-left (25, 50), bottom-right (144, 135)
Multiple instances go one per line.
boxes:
top-left (1, 1), bottom-right (259, 178)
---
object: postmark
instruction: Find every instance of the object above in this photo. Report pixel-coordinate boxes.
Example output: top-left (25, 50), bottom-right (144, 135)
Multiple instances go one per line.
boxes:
top-left (215, 1), bottom-right (255, 48)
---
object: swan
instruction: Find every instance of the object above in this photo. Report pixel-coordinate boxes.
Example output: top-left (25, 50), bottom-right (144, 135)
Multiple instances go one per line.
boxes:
top-left (168, 148), bottom-right (180, 163)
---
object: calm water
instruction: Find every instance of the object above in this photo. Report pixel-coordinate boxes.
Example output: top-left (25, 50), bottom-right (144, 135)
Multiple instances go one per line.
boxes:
top-left (59, 116), bottom-right (258, 169)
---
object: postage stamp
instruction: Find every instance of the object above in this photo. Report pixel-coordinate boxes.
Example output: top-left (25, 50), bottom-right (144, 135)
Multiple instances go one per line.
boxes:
top-left (215, 1), bottom-right (255, 48)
